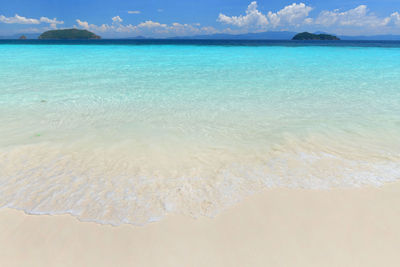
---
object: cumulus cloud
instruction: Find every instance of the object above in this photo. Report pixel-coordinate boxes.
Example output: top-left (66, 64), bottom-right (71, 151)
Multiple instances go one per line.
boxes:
top-left (112, 16), bottom-right (123, 23)
top-left (76, 19), bottom-right (111, 32)
top-left (128, 11), bottom-right (141, 14)
top-left (267, 3), bottom-right (313, 27)
top-left (218, 2), bottom-right (313, 30)
top-left (76, 19), bottom-right (89, 29)
top-left (39, 17), bottom-right (64, 29)
top-left (313, 5), bottom-right (400, 34)
top-left (0, 14), bottom-right (40, 24)
top-left (40, 17), bottom-right (64, 25)
top-left (0, 14), bottom-right (64, 30)
top-left (315, 5), bottom-right (384, 27)
top-left (218, 1), bottom-right (268, 30)
top-left (137, 20), bottom-right (166, 28)
top-left (390, 12), bottom-right (400, 26)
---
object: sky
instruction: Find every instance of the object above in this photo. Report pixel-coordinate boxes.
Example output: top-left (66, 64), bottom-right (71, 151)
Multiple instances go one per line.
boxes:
top-left (1, 0), bottom-right (400, 37)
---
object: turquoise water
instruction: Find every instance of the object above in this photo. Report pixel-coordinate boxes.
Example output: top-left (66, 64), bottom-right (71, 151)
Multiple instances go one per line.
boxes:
top-left (1, 43), bottom-right (400, 225)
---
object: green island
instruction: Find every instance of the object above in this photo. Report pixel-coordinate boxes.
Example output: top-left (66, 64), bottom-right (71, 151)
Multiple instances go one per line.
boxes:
top-left (38, 29), bottom-right (101, 40)
top-left (292, 32), bottom-right (340, 41)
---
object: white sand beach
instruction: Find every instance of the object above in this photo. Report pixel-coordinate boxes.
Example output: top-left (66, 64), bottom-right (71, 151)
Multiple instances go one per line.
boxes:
top-left (1, 183), bottom-right (400, 267)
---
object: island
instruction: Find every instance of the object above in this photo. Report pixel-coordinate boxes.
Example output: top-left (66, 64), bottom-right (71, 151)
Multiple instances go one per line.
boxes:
top-left (19, 35), bottom-right (27, 40)
top-left (38, 29), bottom-right (101, 40)
top-left (292, 32), bottom-right (340, 41)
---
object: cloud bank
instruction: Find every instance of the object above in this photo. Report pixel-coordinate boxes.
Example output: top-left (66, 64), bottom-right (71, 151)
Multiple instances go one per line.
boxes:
top-left (2, 2), bottom-right (400, 37)
top-left (75, 17), bottom-right (217, 37)
top-left (218, 2), bottom-right (400, 35)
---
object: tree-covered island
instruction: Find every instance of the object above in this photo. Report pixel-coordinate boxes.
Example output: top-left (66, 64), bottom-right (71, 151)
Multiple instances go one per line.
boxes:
top-left (292, 32), bottom-right (340, 40)
top-left (39, 29), bottom-right (101, 40)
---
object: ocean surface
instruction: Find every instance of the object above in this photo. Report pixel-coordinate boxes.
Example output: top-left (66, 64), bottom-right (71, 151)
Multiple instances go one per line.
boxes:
top-left (0, 40), bottom-right (400, 225)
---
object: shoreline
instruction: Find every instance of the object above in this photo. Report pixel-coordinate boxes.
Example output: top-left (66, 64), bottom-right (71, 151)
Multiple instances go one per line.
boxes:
top-left (2, 183), bottom-right (400, 267)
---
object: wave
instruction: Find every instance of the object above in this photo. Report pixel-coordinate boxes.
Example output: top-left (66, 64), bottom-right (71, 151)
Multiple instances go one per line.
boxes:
top-left (1, 134), bottom-right (399, 226)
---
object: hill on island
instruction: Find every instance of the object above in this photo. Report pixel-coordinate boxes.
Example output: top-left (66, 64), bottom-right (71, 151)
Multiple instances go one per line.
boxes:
top-left (39, 29), bottom-right (101, 40)
top-left (292, 32), bottom-right (340, 40)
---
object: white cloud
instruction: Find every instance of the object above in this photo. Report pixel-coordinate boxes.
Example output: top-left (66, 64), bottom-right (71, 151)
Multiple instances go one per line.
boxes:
top-left (39, 17), bottom-right (64, 29)
top-left (0, 14), bottom-right (63, 30)
top-left (382, 12), bottom-right (400, 27)
top-left (267, 3), bottom-right (313, 27)
top-left (390, 12), bottom-right (400, 26)
top-left (0, 14), bottom-right (40, 24)
top-left (40, 17), bottom-right (64, 25)
top-left (137, 20), bottom-right (166, 28)
top-left (304, 18), bottom-right (313, 25)
top-left (112, 16), bottom-right (123, 23)
top-left (76, 19), bottom-right (89, 29)
top-left (315, 5), bottom-right (384, 27)
top-left (128, 11), bottom-right (141, 14)
top-left (218, 2), bottom-right (313, 30)
top-left (76, 19), bottom-right (111, 32)
top-left (137, 21), bottom-right (216, 35)
top-left (218, 1), bottom-right (268, 30)
top-left (313, 5), bottom-right (400, 34)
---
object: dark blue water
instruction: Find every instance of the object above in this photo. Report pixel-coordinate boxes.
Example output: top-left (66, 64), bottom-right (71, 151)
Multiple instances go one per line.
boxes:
top-left (1, 39), bottom-right (400, 47)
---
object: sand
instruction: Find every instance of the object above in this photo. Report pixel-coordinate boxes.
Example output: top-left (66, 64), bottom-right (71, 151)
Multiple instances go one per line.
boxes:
top-left (1, 183), bottom-right (400, 267)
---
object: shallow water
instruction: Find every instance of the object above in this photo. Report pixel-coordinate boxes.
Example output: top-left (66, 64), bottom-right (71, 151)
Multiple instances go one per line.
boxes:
top-left (1, 42), bottom-right (400, 225)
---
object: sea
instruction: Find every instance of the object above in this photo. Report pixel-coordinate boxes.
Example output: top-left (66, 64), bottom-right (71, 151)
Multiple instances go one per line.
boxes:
top-left (0, 40), bottom-right (399, 225)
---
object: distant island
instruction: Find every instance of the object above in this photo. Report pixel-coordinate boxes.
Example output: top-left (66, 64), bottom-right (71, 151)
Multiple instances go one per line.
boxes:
top-left (38, 29), bottom-right (101, 40)
top-left (2, 30), bottom-right (400, 41)
top-left (292, 32), bottom-right (340, 41)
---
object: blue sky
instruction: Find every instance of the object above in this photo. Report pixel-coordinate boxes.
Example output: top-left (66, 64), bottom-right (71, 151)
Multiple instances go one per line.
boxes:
top-left (1, 0), bottom-right (400, 37)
